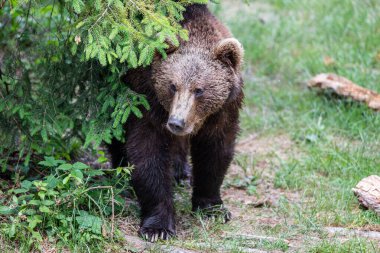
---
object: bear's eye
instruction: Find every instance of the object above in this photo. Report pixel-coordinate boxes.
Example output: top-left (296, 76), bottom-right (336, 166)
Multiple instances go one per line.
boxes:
top-left (170, 84), bottom-right (177, 93)
top-left (194, 88), bottom-right (204, 97)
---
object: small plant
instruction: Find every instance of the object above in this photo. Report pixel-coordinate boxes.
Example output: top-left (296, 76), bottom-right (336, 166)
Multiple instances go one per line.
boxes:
top-left (0, 156), bottom-right (132, 251)
top-left (294, 116), bottom-right (326, 144)
top-left (227, 154), bottom-right (258, 196)
top-left (225, 175), bottom-right (258, 196)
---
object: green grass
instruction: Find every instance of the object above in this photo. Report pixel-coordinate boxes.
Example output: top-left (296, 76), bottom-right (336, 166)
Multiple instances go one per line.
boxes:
top-left (2, 0), bottom-right (380, 252)
top-left (230, 0), bottom-right (380, 224)
top-left (221, 0), bottom-right (380, 139)
top-left (310, 238), bottom-right (379, 253)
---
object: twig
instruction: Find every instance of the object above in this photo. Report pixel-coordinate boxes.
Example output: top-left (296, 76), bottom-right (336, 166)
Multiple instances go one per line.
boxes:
top-left (110, 187), bottom-right (115, 239)
top-left (85, 185), bottom-right (113, 192)
top-left (124, 235), bottom-right (199, 253)
top-left (222, 232), bottom-right (290, 244)
top-left (194, 242), bottom-right (268, 253)
top-left (325, 227), bottom-right (380, 240)
top-left (89, 3), bottom-right (111, 32)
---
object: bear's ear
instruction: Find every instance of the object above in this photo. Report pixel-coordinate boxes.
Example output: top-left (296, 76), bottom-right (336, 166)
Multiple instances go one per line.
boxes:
top-left (213, 38), bottom-right (244, 71)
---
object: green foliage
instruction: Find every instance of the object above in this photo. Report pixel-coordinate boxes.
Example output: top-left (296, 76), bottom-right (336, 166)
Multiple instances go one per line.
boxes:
top-left (0, 0), bottom-right (213, 249)
top-left (70, 0), bottom-right (211, 67)
top-left (0, 0), bottom-right (209, 167)
top-left (0, 156), bottom-right (132, 251)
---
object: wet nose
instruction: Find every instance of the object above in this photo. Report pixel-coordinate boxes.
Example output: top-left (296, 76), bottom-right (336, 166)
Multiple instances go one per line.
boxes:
top-left (168, 117), bottom-right (185, 133)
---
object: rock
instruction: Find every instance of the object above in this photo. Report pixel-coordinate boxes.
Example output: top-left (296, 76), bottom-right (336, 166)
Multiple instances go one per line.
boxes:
top-left (352, 175), bottom-right (380, 215)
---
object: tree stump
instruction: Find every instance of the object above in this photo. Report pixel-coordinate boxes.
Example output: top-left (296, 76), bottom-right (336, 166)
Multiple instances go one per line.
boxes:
top-left (352, 175), bottom-right (380, 215)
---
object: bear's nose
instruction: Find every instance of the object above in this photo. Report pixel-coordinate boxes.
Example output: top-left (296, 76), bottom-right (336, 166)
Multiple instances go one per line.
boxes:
top-left (167, 117), bottom-right (185, 133)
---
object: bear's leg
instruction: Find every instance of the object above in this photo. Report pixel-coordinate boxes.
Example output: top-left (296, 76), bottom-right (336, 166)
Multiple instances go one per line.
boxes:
top-left (108, 139), bottom-right (128, 167)
top-left (190, 133), bottom-right (235, 222)
top-left (172, 137), bottom-right (191, 184)
top-left (126, 124), bottom-right (175, 241)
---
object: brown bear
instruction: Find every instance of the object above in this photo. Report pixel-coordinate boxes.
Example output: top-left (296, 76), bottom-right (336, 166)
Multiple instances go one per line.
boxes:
top-left (109, 4), bottom-right (244, 242)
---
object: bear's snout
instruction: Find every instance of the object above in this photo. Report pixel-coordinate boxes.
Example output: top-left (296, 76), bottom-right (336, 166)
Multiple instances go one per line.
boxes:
top-left (167, 117), bottom-right (185, 134)
top-left (166, 89), bottom-right (196, 136)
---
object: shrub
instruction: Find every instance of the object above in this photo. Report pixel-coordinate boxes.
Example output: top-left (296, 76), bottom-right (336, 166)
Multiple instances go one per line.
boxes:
top-left (0, 0), bottom-right (213, 250)
top-left (0, 155), bottom-right (132, 250)
top-left (0, 0), bottom-right (209, 166)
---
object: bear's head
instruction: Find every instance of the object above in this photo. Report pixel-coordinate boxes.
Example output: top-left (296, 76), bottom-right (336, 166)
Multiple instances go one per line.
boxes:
top-left (152, 38), bottom-right (244, 136)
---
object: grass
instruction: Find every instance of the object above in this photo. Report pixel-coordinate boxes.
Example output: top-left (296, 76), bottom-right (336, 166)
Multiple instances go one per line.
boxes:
top-left (210, 0), bottom-right (380, 251)
top-left (310, 238), bottom-right (380, 253)
top-left (2, 0), bottom-right (380, 252)
top-left (227, 0), bottom-right (380, 227)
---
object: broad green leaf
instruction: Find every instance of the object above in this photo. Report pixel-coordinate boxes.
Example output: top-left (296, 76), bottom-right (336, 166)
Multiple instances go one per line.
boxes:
top-left (42, 200), bottom-right (55, 206)
top-left (63, 175), bottom-right (71, 185)
top-left (0, 206), bottom-right (13, 215)
top-left (21, 180), bottom-right (32, 190)
top-left (73, 162), bottom-right (89, 170)
top-left (76, 212), bottom-right (102, 234)
top-left (71, 169), bottom-right (84, 181)
top-left (39, 205), bottom-right (50, 213)
top-left (57, 163), bottom-right (73, 170)
top-left (86, 169), bottom-right (105, 176)
top-left (13, 188), bottom-right (28, 194)
top-left (38, 192), bottom-right (46, 200)
top-left (28, 200), bottom-right (41, 206)
top-left (45, 175), bottom-right (60, 188)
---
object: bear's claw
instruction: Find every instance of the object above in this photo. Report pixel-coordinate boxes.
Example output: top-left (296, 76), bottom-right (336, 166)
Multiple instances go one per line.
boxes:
top-left (139, 227), bottom-right (175, 242)
top-left (194, 204), bottom-right (231, 223)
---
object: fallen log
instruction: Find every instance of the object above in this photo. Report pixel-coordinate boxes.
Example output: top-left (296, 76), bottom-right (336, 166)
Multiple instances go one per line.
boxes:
top-left (308, 73), bottom-right (380, 111)
top-left (352, 175), bottom-right (380, 216)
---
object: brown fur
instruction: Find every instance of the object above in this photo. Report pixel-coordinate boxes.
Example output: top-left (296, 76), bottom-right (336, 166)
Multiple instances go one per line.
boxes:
top-left (109, 4), bottom-right (244, 242)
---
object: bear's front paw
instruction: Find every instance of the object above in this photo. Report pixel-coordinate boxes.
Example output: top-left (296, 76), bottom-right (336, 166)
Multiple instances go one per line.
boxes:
top-left (139, 213), bottom-right (176, 242)
top-left (192, 198), bottom-right (231, 223)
